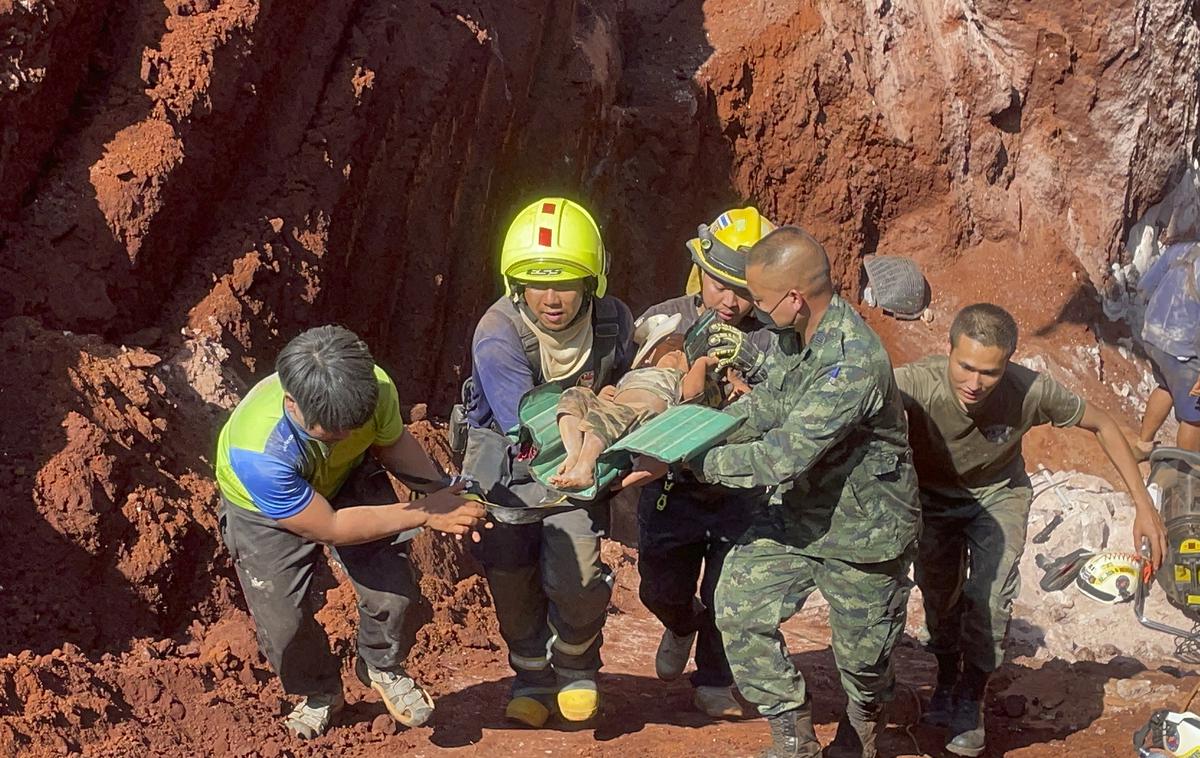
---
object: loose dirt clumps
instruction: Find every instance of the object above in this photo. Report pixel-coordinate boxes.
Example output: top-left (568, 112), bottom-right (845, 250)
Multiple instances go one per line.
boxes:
top-left (0, 317), bottom-right (224, 656)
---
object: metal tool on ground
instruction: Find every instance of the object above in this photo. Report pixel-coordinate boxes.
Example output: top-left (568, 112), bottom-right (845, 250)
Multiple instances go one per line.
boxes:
top-left (1031, 512), bottom-right (1065, 544)
top-left (1035, 548), bottom-right (1095, 592)
top-left (1036, 464), bottom-right (1077, 513)
top-left (1031, 466), bottom-right (1090, 551)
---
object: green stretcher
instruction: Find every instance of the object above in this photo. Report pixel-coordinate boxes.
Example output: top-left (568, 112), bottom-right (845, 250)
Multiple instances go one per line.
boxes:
top-left (514, 382), bottom-right (744, 501)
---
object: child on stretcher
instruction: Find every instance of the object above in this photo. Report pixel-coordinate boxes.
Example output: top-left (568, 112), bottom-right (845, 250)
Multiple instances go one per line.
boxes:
top-left (550, 313), bottom-right (748, 490)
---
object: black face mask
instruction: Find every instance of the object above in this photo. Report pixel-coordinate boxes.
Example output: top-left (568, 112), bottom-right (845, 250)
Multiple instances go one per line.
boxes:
top-left (754, 291), bottom-right (794, 333)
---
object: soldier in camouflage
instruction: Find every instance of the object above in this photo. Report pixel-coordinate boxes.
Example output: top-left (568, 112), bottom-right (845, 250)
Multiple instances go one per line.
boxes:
top-left (689, 227), bottom-right (919, 758)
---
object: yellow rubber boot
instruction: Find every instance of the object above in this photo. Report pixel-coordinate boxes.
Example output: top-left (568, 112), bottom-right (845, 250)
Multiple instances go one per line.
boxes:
top-left (505, 695), bottom-right (551, 728)
top-left (557, 679), bottom-right (598, 722)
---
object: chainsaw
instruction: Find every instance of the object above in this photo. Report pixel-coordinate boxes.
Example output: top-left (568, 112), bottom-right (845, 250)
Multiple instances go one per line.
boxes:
top-left (1134, 709), bottom-right (1200, 757)
top-left (1134, 448), bottom-right (1200, 649)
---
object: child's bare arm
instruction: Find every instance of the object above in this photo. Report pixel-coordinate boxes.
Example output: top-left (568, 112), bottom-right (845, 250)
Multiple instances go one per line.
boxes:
top-left (725, 368), bottom-right (751, 401)
top-left (681, 355), bottom-right (718, 402)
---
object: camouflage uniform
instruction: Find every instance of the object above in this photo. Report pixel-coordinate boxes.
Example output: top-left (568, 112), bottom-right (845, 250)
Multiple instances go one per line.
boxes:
top-left (696, 295), bottom-right (919, 718)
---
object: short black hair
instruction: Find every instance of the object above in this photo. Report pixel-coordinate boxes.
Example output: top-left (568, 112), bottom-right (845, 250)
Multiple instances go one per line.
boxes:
top-left (950, 303), bottom-right (1018, 357)
top-left (276, 325), bottom-right (378, 432)
top-left (747, 226), bottom-right (831, 292)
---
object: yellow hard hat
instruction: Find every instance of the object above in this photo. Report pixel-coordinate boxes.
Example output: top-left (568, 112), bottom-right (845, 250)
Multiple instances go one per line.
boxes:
top-left (500, 198), bottom-right (608, 297)
top-left (685, 206), bottom-right (776, 294)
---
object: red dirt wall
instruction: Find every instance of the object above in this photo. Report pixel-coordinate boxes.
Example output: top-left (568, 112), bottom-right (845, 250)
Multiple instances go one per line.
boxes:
top-left (0, 0), bottom-right (1197, 754)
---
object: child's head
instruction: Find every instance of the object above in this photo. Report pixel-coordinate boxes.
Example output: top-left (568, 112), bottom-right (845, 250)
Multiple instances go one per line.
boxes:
top-left (632, 313), bottom-right (683, 368)
top-left (645, 334), bottom-right (687, 369)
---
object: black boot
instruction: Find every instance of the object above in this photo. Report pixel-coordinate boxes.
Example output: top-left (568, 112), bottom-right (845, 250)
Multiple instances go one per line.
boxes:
top-left (923, 685), bottom-right (955, 729)
top-left (824, 703), bottom-right (884, 758)
top-left (758, 700), bottom-right (821, 758)
top-left (946, 665), bottom-right (988, 757)
top-left (922, 653), bottom-right (960, 728)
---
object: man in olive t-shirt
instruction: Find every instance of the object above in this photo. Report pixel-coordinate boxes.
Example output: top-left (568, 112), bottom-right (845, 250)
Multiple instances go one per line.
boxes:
top-left (895, 303), bottom-right (1165, 758)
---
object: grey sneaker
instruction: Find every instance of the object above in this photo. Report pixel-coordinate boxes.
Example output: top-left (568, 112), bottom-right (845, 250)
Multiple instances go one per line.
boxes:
top-left (655, 627), bottom-right (697, 681)
top-left (355, 656), bottom-right (435, 728)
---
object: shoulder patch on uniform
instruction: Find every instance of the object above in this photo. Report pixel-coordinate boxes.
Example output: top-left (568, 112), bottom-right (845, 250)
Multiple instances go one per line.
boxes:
top-left (812, 333), bottom-right (827, 347)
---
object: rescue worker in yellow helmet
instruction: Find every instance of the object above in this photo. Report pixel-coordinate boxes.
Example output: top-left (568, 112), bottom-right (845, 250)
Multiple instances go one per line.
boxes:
top-left (630, 207), bottom-right (778, 718)
top-left (462, 198), bottom-right (635, 727)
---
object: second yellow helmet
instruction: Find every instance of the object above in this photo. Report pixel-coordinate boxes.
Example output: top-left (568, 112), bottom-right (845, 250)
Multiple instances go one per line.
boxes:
top-left (685, 206), bottom-right (776, 294)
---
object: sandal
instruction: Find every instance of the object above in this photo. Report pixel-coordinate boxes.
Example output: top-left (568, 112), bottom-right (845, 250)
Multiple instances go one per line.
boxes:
top-left (355, 656), bottom-right (435, 727)
top-left (283, 691), bottom-right (345, 739)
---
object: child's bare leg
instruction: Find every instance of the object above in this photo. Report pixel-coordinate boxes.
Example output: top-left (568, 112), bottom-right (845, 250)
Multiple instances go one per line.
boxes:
top-left (557, 414), bottom-right (584, 475)
top-left (550, 432), bottom-right (606, 490)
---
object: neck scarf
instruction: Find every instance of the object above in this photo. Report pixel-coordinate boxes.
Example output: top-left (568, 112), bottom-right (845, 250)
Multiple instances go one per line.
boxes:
top-left (518, 301), bottom-right (594, 382)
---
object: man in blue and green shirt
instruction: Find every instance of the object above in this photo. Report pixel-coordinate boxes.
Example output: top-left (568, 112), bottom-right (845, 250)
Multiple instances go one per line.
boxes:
top-left (216, 325), bottom-right (484, 740)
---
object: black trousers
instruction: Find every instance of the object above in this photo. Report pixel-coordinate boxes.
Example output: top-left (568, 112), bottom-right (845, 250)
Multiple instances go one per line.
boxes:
top-left (636, 476), bottom-right (760, 688)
